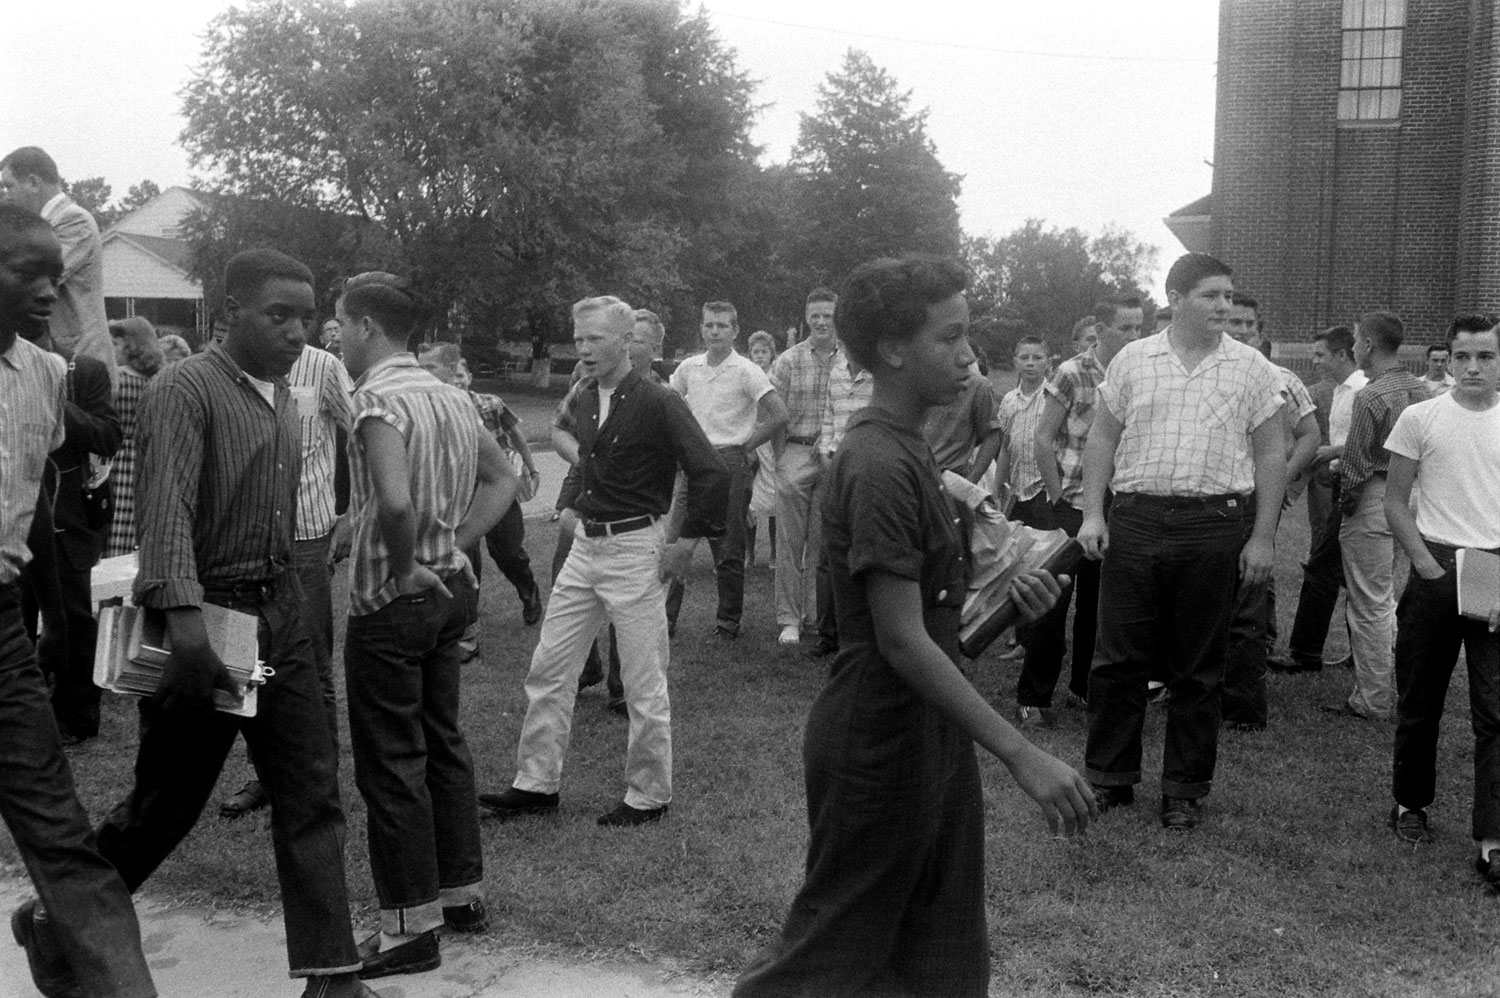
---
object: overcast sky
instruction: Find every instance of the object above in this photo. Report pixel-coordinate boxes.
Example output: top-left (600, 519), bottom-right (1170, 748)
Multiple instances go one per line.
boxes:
top-left (2, 0), bottom-right (1219, 294)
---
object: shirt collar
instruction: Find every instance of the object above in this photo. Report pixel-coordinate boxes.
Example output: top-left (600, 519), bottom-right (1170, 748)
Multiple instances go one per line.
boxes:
top-left (40, 192), bottom-right (67, 218)
top-left (353, 351), bottom-right (421, 389)
top-left (1339, 369), bottom-right (1367, 389)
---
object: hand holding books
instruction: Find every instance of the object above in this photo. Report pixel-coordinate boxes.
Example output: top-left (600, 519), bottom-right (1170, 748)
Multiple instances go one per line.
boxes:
top-left (95, 602), bottom-right (268, 717)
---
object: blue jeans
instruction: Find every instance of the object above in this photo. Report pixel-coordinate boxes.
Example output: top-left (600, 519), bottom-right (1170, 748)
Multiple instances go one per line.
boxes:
top-left (95, 577), bottom-right (361, 976)
top-left (0, 586), bottom-right (156, 997)
top-left (293, 532), bottom-right (338, 740)
top-left (345, 576), bottom-right (483, 924)
top-left (1392, 541), bottom-right (1500, 841)
top-left (1085, 493), bottom-right (1247, 799)
top-left (667, 446), bottom-right (751, 634)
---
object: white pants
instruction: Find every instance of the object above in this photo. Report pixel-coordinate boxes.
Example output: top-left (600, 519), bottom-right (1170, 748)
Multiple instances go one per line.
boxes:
top-left (513, 520), bottom-right (672, 808)
top-left (1339, 477), bottom-right (1396, 718)
top-left (774, 443), bottom-right (822, 628)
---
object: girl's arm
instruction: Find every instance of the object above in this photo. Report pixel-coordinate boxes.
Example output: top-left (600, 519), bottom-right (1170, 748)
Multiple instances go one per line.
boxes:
top-left (867, 570), bottom-right (1096, 836)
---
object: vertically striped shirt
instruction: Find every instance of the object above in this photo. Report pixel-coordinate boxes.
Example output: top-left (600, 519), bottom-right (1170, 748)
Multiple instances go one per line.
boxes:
top-left (770, 339), bottom-right (839, 439)
top-left (134, 344), bottom-right (300, 608)
top-left (998, 381), bottom-right (1048, 501)
top-left (1042, 348), bottom-right (1106, 506)
top-left (1099, 329), bottom-right (1283, 497)
top-left (0, 336), bottom-right (66, 584)
top-left (287, 346), bottom-right (353, 541)
top-left (1340, 366), bottom-right (1429, 496)
top-left (347, 353), bottom-right (483, 616)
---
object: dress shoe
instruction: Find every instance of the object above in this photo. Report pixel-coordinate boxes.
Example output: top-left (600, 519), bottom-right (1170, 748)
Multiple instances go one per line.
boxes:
top-left (11, 900), bottom-right (82, 998)
top-left (219, 779), bottom-right (269, 819)
top-left (1390, 805), bottom-right (1434, 844)
top-left (357, 928), bottom-right (440, 979)
top-left (597, 802), bottom-right (668, 826)
top-left (1267, 655), bottom-right (1320, 674)
top-left (520, 581), bottom-right (543, 626)
top-left (1014, 705), bottom-right (1055, 729)
top-left (1320, 702), bottom-right (1381, 720)
top-left (477, 786), bottom-right (559, 820)
top-left (606, 697), bottom-right (628, 717)
top-left (1160, 795), bottom-right (1203, 831)
top-left (1064, 691), bottom-right (1089, 710)
top-left (711, 625), bottom-right (738, 640)
top-left (577, 650), bottom-right (604, 690)
top-left (778, 624), bottom-right (801, 646)
top-left (1090, 784), bottom-right (1135, 812)
top-left (1475, 849), bottom-right (1500, 892)
top-left (442, 898), bottom-right (489, 933)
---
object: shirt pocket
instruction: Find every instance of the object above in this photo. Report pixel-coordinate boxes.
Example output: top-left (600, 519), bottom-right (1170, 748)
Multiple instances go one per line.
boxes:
top-left (1198, 395), bottom-right (1238, 433)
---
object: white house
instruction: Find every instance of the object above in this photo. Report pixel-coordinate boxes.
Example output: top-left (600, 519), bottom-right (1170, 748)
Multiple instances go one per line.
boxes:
top-left (101, 186), bottom-right (211, 341)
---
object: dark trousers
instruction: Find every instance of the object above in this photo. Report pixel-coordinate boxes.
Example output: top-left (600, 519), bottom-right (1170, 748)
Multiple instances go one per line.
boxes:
top-left (554, 524), bottom-right (622, 700)
top-left (1084, 493), bottom-right (1246, 799)
top-left (471, 501), bottom-right (537, 603)
top-left (0, 588), bottom-right (156, 997)
top-left (813, 542), bottom-right (838, 650)
top-left (1392, 542), bottom-right (1500, 841)
top-left (22, 558), bottom-right (102, 738)
top-left (1014, 497), bottom-right (1098, 707)
top-left (345, 577), bottom-right (483, 911)
top-left (1224, 506), bottom-right (1272, 727)
top-left (1286, 478), bottom-right (1346, 668)
top-left (94, 579), bottom-right (361, 976)
top-left (293, 532), bottom-right (338, 741)
top-left (667, 446), bottom-right (751, 634)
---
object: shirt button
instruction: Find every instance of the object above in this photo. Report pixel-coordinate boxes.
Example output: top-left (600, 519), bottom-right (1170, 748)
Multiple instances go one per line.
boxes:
top-left (937, 589), bottom-right (948, 601)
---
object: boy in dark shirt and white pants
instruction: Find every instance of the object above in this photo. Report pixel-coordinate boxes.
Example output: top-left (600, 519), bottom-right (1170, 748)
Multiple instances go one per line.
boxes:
top-left (1383, 313), bottom-right (1500, 891)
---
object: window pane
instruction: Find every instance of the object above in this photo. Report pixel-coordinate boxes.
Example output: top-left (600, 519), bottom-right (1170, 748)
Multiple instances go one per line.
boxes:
top-left (1343, 0), bottom-right (1360, 28)
top-left (1383, 57), bottom-right (1402, 86)
top-left (1362, 31), bottom-right (1383, 60)
top-left (1341, 60), bottom-right (1358, 87)
top-left (1381, 89), bottom-right (1401, 119)
top-left (1360, 59), bottom-right (1381, 87)
top-left (1362, 0), bottom-right (1384, 27)
top-left (1384, 28), bottom-right (1403, 57)
top-left (1343, 31), bottom-right (1359, 58)
top-left (1339, 90), bottom-right (1358, 120)
top-left (1358, 89), bottom-right (1380, 119)
top-left (1387, 0), bottom-right (1406, 27)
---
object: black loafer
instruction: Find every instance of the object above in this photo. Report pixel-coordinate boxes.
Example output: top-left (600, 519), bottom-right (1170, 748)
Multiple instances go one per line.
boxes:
top-left (521, 582), bottom-right (543, 626)
top-left (1160, 795), bottom-right (1203, 831)
top-left (1390, 805), bottom-right (1435, 844)
top-left (1267, 655), bottom-right (1321, 674)
top-left (597, 802), bottom-right (668, 826)
top-left (357, 928), bottom-right (440, 979)
top-left (11, 900), bottom-right (82, 998)
top-left (219, 779), bottom-right (269, 819)
top-left (477, 787), bottom-right (559, 820)
top-left (442, 898), bottom-right (489, 934)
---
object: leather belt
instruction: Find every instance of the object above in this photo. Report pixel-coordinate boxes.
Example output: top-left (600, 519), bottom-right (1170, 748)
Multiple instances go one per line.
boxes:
top-left (203, 580), bottom-right (278, 605)
top-left (785, 434), bottom-right (818, 447)
top-left (581, 515), bottom-right (654, 538)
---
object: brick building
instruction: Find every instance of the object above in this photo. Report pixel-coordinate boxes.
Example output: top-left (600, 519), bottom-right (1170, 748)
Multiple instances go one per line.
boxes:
top-left (1166, 0), bottom-right (1500, 351)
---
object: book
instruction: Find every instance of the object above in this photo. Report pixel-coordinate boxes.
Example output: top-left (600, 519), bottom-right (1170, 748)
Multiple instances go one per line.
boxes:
top-left (1456, 548), bottom-right (1500, 622)
top-left (94, 603), bottom-right (268, 717)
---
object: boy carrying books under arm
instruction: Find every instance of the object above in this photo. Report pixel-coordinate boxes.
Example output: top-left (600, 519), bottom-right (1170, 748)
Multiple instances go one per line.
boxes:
top-left (1383, 313), bottom-right (1500, 893)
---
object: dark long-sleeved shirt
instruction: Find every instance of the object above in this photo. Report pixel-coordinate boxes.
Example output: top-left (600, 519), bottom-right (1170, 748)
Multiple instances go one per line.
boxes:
top-left (133, 344), bottom-right (299, 608)
top-left (566, 368), bottom-right (728, 538)
top-left (1340, 366), bottom-right (1428, 505)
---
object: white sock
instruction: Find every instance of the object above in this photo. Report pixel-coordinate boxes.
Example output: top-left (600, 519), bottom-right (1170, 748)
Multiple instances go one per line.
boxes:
top-left (1479, 838), bottom-right (1500, 861)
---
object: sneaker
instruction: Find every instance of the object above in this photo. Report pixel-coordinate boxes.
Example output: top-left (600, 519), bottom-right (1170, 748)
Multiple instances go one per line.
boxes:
top-left (477, 787), bottom-right (559, 820)
top-left (1390, 805), bottom-right (1434, 844)
top-left (442, 898), bottom-right (489, 934)
top-left (1014, 705), bottom-right (1055, 729)
top-left (597, 802), bottom-right (668, 827)
top-left (1090, 784), bottom-right (1135, 812)
top-left (1474, 849), bottom-right (1500, 893)
top-left (1160, 795), bottom-right (1203, 831)
top-left (778, 624), bottom-right (801, 646)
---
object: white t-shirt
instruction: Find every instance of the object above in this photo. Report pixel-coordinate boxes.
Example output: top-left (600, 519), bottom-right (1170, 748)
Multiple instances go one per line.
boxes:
top-left (669, 349), bottom-right (772, 447)
top-left (1384, 392), bottom-right (1500, 549)
top-left (244, 371), bottom-right (277, 408)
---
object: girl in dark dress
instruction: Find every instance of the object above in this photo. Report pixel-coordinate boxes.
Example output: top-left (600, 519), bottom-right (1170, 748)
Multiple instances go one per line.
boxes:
top-left (735, 257), bottom-right (1095, 998)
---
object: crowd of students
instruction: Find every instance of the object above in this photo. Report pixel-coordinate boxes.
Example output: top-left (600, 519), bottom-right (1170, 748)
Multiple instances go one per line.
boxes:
top-left (0, 139), bottom-right (1497, 998)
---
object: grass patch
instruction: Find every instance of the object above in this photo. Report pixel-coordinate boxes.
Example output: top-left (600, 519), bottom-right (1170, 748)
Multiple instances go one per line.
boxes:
top-left (5, 508), bottom-right (1497, 996)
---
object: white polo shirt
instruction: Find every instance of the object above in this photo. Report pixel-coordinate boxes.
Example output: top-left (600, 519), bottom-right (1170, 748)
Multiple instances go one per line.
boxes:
top-left (669, 349), bottom-right (772, 447)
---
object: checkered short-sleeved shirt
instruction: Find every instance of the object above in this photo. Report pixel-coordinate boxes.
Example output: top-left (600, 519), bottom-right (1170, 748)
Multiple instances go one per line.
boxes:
top-left (1042, 349), bottom-right (1106, 505)
top-left (997, 383), bottom-right (1047, 501)
top-left (1099, 330), bottom-right (1283, 496)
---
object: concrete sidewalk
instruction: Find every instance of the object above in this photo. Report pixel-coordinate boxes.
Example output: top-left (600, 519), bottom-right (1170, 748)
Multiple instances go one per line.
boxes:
top-left (1, 878), bottom-right (726, 998)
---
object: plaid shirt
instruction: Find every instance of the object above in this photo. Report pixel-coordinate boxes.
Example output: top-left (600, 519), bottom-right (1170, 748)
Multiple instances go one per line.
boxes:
top-left (1042, 349), bottom-right (1106, 505)
top-left (998, 382), bottom-right (1048, 501)
top-left (106, 365), bottom-right (150, 558)
top-left (1099, 330), bottom-right (1283, 496)
top-left (348, 354), bottom-right (483, 615)
top-left (770, 339), bottom-right (840, 440)
top-left (819, 357), bottom-right (873, 459)
top-left (469, 390), bottom-right (522, 467)
top-left (1340, 366), bottom-right (1429, 500)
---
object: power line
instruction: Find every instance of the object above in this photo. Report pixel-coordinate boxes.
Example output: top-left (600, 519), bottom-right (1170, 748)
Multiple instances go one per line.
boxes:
top-left (715, 11), bottom-right (1217, 65)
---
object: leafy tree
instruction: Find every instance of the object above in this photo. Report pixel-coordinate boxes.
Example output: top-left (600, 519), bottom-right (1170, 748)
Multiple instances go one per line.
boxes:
top-left (117, 180), bottom-right (162, 216)
top-left (65, 177), bottom-right (113, 226)
top-left (179, 0), bottom-right (769, 349)
top-left (787, 50), bottom-right (962, 288)
top-left (965, 220), bottom-right (1158, 360)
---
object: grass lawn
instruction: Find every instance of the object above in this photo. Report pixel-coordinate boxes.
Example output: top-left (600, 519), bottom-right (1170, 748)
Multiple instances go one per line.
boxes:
top-left (5, 502), bottom-right (1497, 997)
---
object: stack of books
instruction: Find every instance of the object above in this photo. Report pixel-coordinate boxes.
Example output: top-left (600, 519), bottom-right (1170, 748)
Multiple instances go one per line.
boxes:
top-left (94, 603), bottom-right (268, 717)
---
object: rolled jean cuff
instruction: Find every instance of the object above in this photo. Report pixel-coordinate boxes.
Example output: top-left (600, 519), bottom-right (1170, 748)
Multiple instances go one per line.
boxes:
top-left (1161, 778), bottom-right (1211, 800)
top-left (380, 900), bottom-right (444, 938)
top-left (1084, 768), bottom-right (1138, 788)
top-left (440, 884), bottom-right (483, 908)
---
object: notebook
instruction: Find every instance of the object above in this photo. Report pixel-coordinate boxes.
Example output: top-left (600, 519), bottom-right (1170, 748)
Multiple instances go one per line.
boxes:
top-left (94, 603), bottom-right (268, 717)
top-left (1456, 548), bottom-right (1500, 622)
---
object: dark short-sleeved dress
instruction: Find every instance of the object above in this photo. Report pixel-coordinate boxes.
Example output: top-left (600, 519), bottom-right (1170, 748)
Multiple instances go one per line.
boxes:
top-left (735, 408), bottom-right (987, 998)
